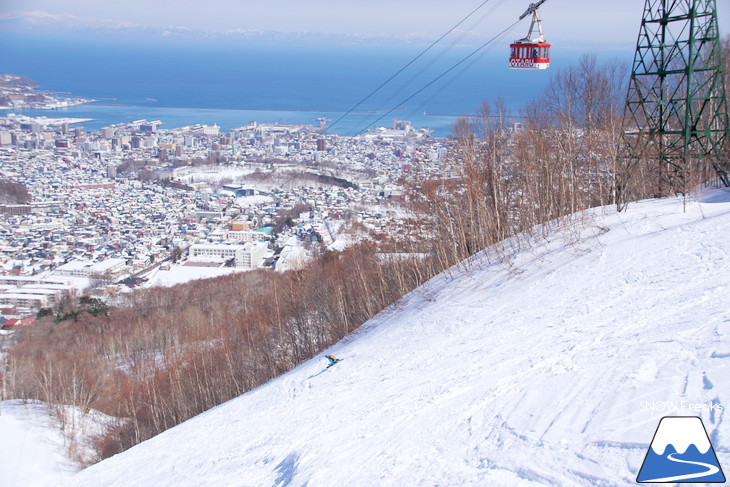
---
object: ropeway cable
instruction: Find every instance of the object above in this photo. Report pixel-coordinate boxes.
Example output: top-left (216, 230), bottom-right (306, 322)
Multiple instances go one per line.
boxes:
top-left (405, 21), bottom-right (523, 121)
top-left (324, 0), bottom-right (499, 134)
top-left (376, 0), bottom-right (510, 114)
top-left (355, 19), bottom-right (522, 136)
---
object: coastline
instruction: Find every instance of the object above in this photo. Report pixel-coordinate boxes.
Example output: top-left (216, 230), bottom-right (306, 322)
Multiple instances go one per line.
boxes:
top-left (0, 98), bottom-right (95, 111)
top-left (7, 102), bottom-right (465, 137)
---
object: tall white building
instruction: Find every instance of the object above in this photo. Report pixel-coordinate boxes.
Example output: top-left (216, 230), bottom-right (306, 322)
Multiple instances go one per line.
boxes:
top-left (238, 242), bottom-right (268, 268)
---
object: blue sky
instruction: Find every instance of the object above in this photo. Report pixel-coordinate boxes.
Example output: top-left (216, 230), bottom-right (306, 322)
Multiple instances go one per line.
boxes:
top-left (2, 0), bottom-right (728, 50)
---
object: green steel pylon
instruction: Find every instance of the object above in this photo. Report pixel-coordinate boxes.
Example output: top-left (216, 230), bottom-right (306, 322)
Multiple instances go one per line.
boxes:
top-left (621, 0), bottom-right (730, 199)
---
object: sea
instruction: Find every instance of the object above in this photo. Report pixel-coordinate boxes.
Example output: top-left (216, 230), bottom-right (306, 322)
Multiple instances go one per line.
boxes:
top-left (1, 35), bottom-right (602, 137)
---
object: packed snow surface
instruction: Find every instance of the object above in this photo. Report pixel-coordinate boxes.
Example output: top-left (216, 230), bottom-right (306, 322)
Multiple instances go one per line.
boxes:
top-left (143, 265), bottom-right (249, 288)
top-left (62, 191), bottom-right (730, 486)
top-left (0, 401), bottom-right (78, 487)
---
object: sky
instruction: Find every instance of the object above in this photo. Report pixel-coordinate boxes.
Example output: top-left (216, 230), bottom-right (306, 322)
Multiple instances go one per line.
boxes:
top-left (1, 0), bottom-right (728, 50)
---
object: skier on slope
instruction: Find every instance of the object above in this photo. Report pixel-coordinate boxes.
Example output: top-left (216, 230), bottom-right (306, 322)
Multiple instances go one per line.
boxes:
top-left (325, 354), bottom-right (340, 366)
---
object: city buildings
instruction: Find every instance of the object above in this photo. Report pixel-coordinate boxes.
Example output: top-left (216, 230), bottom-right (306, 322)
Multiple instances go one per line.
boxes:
top-left (0, 106), bottom-right (451, 317)
top-left (189, 242), bottom-right (268, 268)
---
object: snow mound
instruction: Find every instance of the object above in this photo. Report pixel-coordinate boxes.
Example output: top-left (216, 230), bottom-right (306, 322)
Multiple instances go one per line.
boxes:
top-left (61, 191), bottom-right (730, 486)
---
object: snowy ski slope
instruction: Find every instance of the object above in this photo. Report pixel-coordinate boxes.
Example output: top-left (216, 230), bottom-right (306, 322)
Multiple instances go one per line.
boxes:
top-left (61, 190), bottom-right (730, 486)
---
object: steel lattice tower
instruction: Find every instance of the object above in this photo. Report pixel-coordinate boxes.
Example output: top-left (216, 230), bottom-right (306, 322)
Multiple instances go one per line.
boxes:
top-left (621, 0), bottom-right (730, 198)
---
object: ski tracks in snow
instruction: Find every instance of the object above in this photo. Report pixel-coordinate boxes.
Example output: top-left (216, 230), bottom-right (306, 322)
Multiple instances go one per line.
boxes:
top-left (58, 190), bottom-right (730, 487)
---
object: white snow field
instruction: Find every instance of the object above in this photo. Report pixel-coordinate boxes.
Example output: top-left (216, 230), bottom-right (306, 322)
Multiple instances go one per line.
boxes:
top-left (0, 401), bottom-right (79, 487)
top-left (61, 190), bottom-right (730, 486)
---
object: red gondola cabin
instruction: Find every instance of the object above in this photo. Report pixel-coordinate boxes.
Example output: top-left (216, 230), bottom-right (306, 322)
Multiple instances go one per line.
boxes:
top-left (509, 0), bottom-right (551, 70)
top-left (509, 41), bottom-right (551, 70)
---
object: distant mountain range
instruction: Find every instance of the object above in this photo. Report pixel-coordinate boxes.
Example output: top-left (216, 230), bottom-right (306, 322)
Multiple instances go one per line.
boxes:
top-left (0, 10), bottom-right (461, 47)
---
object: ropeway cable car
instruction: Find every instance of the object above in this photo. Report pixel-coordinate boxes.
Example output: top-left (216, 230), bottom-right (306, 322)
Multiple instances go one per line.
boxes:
top-left (509, 0), bottom-right (551, 70)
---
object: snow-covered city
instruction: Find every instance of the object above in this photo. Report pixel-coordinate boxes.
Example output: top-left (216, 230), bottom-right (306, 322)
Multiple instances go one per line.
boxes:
top-left (0, 107), bottom-right (450, 318)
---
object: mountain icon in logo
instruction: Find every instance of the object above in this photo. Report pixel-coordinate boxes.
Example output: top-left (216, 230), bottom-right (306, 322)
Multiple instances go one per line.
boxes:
top-left (637, 416), bottom-right (726, 483)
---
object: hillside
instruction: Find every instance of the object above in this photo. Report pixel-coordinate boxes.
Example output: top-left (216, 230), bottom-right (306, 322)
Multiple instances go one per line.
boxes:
top-left (60, 190), bottom-right (730, 486)
top-left (0, 74), bottom-right (42, 107)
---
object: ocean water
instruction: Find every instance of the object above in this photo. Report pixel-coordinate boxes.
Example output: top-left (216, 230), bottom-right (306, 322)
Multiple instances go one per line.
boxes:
top-left (2, 35), bottom-right (587, 137)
